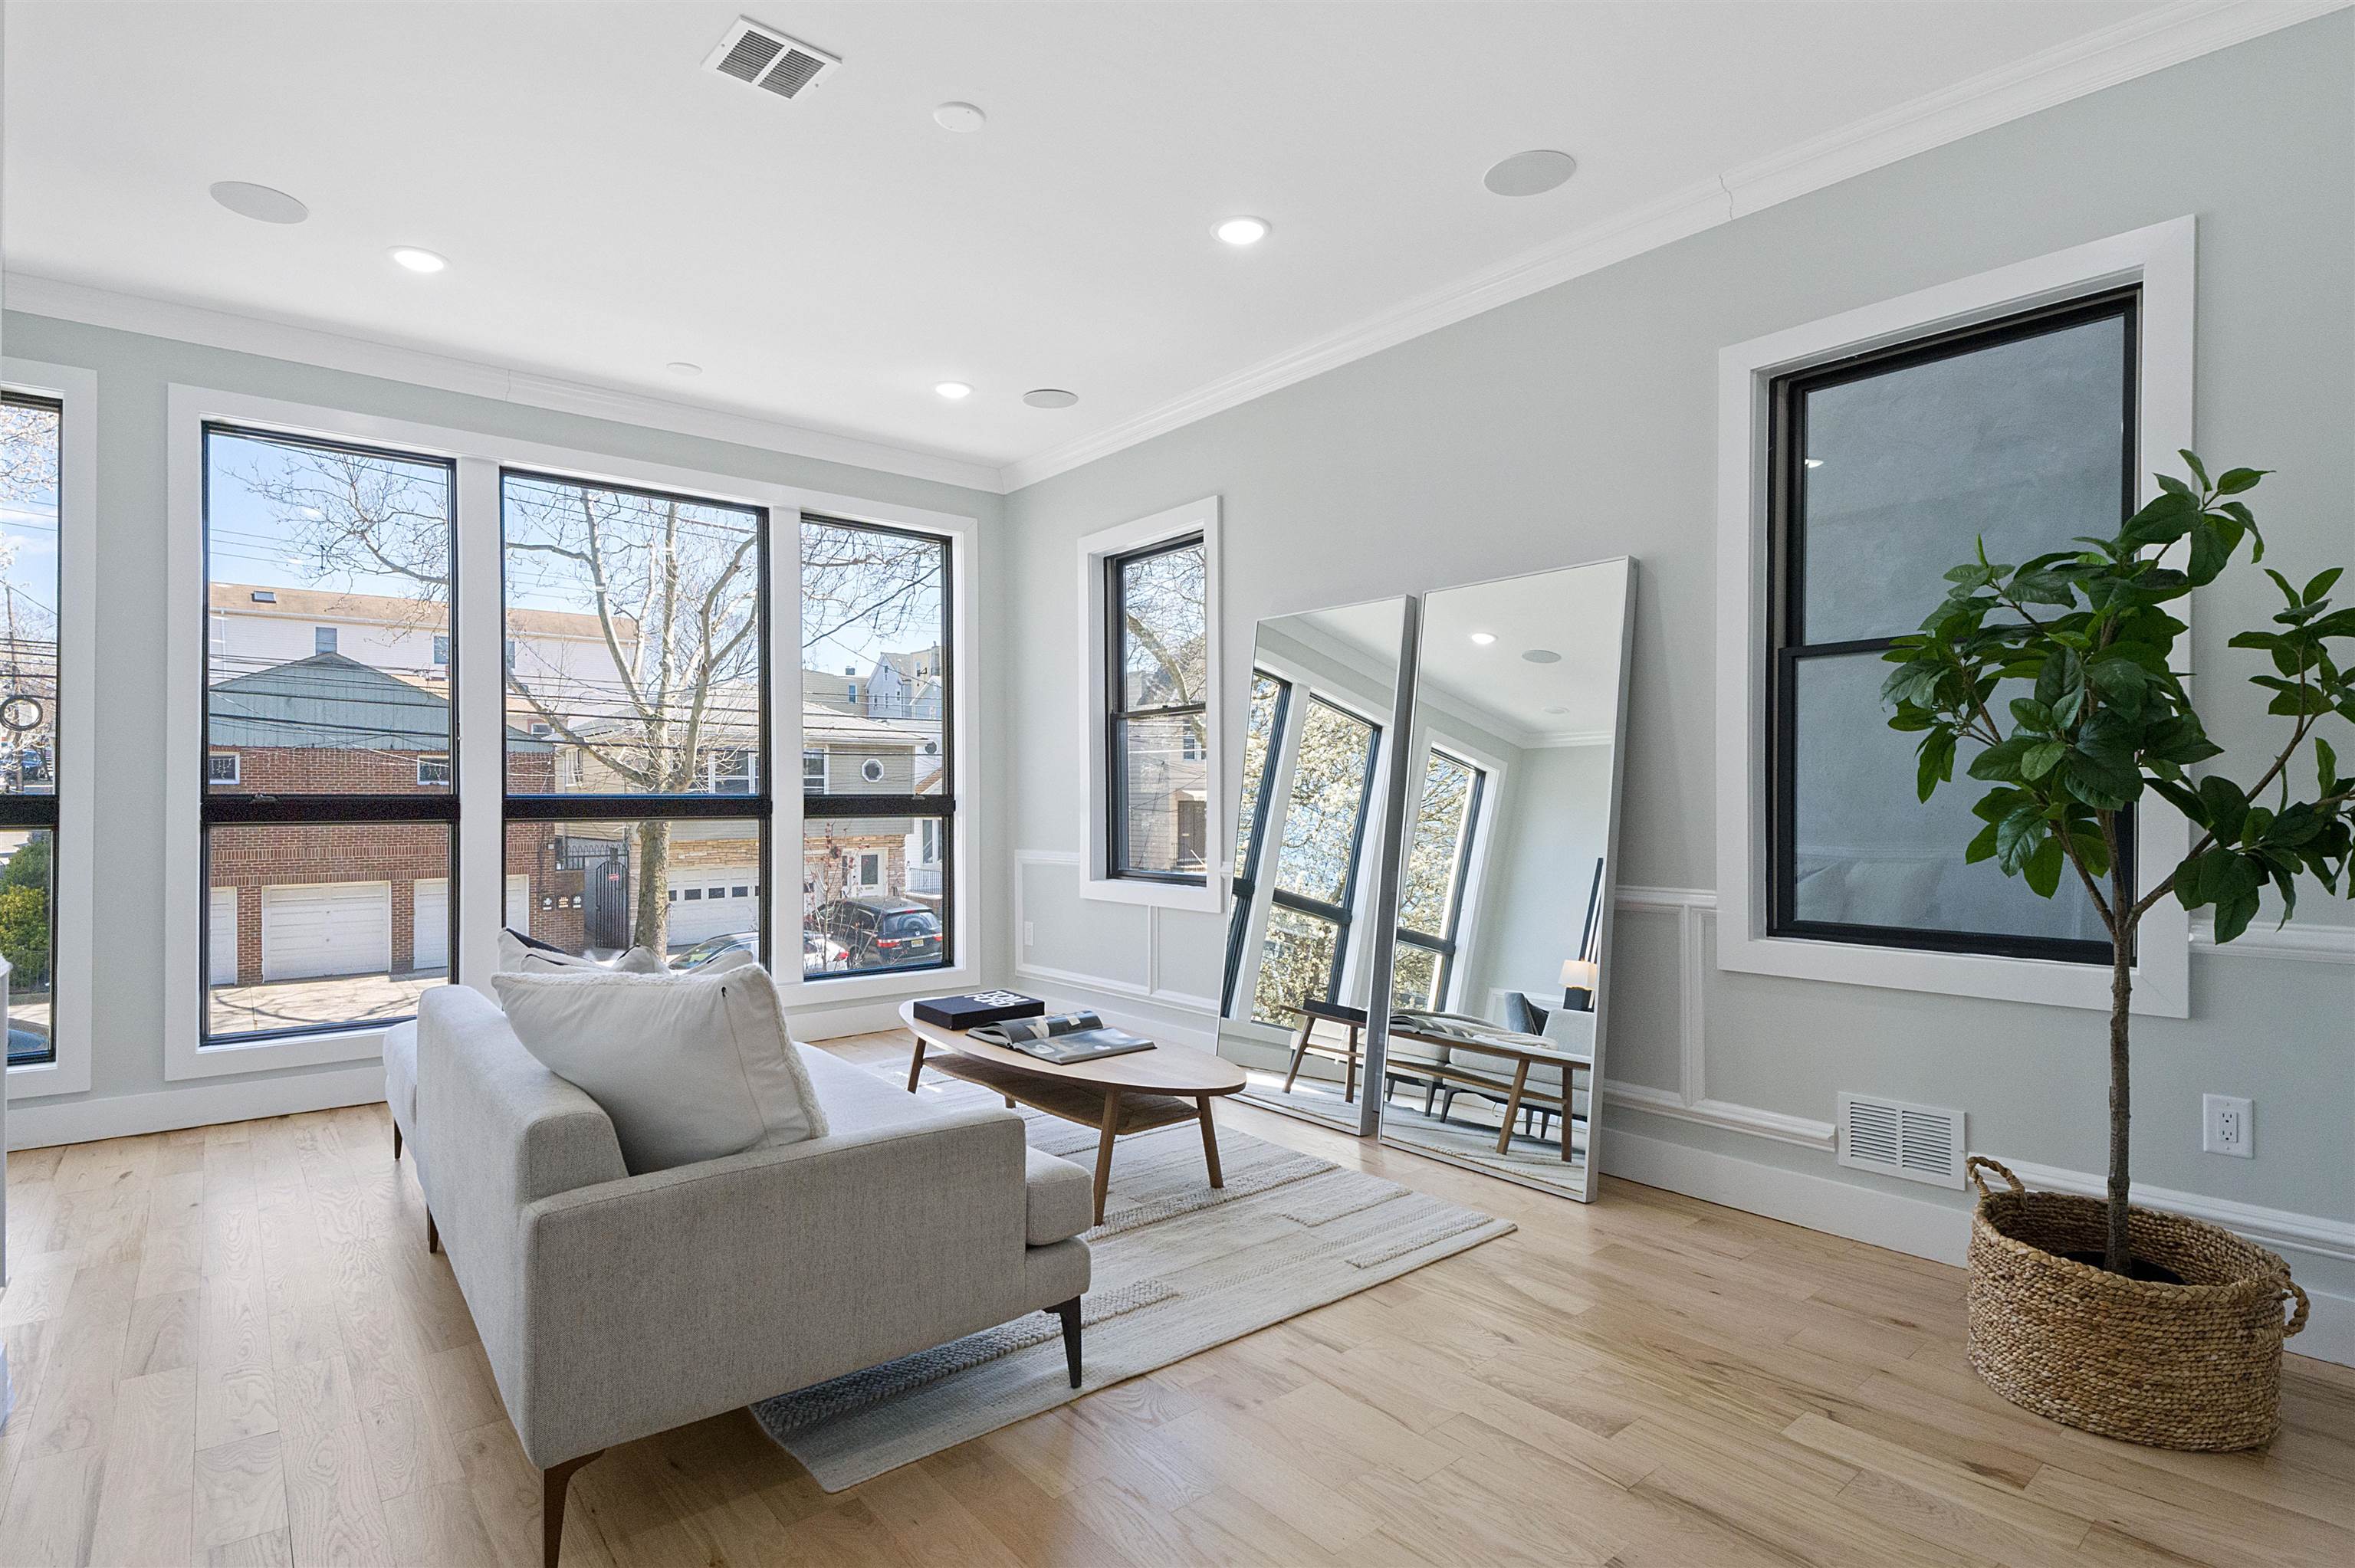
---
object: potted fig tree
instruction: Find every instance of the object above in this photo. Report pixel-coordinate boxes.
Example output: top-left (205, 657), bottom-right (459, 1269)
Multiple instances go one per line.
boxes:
top-left (1882, 454), bottom-right (2350, 1450)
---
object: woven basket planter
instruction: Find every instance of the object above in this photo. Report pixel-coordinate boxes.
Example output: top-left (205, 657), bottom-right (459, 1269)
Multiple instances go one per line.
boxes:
top-left (1965, 1156), bottom-right (2307, 1451)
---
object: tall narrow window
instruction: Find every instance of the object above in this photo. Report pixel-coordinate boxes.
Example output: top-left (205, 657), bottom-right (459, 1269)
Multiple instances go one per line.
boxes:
top-left (501, 472), bottom-right (767, 966)
top-left (801, 517), bottom-right (952, 978)
top-left (1769, 290), bottom-right (2136, 962)
top-left (1393, 749), bottom-right (1486, 1010)
top-left (0, 395), bottom-right (61, 1064)
top-left (1252, 697), bottom-right (1379, 1026)
top-left (1106, 535), bottom-right (1208, 882)
top-left (1221, 671), bottom-right (1290, 1015)
top-left (201, 426), bottom-right (456, 1042)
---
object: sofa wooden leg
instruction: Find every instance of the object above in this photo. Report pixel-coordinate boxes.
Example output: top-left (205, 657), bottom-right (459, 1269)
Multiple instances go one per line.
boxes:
top-left (542, 1449), bottom-right (603, 1568)
top-left (392, 1122), bottom-right (402, 1162)
top-left (1054, 1297), bottom-right (1082, 1389)
top-left (425, 1209), bottom-right (439, 1255)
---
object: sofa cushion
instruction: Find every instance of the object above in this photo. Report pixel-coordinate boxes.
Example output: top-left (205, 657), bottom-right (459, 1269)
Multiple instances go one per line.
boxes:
top-left (491, 966), bottom-right (827, 1173)
top-left (383, 1019), bottom-right (419, 1127)
top-left (1023, 1148), bottom-right (1092, 1245)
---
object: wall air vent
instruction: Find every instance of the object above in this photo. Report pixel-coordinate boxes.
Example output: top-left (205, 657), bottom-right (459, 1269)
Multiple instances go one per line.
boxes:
top-left (703, 18), bottom-right (840, 100)
top-left (1836, 1093), bottom-right (1965, 1189)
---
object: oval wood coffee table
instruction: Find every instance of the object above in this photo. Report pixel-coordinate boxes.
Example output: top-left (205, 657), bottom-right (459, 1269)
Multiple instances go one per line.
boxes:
top-left (898, 1001), bottom-right (1248, 1225)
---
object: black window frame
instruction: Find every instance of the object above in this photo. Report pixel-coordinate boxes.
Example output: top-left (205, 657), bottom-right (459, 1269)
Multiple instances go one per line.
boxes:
top-left (0, 391), bottom-right (63, 1066)
top-left (499, 467), bottom-right (774, 970)
top-left (1395, 747), bottom-right (1487, 1009)
top-left (799, 513), bottom-right (956, 982)
top-left (199, 422), bottom-right (461, 1046)
top-left (1263, 695), bottom-right (1383, 1014)
top-left (1105, 532), bottom-right (1209, 886)
top-left (1221, 670), bottom-right (1292, 1015)
top-left (1765, 289), bottom-right (2138, 965)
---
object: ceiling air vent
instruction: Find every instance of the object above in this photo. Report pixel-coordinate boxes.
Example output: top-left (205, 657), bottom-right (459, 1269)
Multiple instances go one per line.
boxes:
top-left (1836, 1094), bottom-right (1965, 1189)
top-left (703, 18), bottom-right (840, 100)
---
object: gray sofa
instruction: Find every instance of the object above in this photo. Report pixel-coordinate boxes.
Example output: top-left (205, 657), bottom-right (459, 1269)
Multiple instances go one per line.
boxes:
top-left (408, 986), bottom-right (1092, 1566)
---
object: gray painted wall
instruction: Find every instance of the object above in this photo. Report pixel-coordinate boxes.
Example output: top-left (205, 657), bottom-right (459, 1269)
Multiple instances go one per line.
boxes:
top-left (999, 18), bottom-right (2354, 1305)
top-left (1, 312), bottom-right (1007, 1116)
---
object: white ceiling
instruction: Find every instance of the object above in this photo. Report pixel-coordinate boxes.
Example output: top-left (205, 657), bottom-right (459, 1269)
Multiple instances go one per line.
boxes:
top-left (1419, 561), bottom-right (1631, 744)
top-left (5, 2), bottom-right (2188, 485)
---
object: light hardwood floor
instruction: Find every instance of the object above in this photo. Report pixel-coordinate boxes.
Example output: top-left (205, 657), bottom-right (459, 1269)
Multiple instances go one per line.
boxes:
top-left (4, 1028), bottom-right (2350, 1567)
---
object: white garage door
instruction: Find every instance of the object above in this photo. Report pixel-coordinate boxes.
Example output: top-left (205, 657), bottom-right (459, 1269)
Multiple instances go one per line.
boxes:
top-left (209, 887), bottom-right (238, 986)
top-left (261, 882), bottom-right (389, 982)
top-left (411, 874), bottom-right (532, 972)
top-left (667, 868), bottom-right (760, 946)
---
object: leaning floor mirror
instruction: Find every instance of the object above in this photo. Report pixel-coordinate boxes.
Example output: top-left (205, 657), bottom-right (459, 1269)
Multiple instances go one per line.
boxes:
top-left (1216, 595), bottom-right (1413, 1134)
top-left (1375, 558), bottom-right (1636, 1200)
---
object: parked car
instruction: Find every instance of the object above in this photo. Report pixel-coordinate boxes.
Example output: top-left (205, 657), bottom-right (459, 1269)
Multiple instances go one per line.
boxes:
top-left (811, 897), bottom-right (942, 969)
top-left (672, 932), bottom-right (760, 973)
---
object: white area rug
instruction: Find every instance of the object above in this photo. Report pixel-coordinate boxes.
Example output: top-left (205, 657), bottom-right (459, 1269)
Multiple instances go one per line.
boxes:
top-left (748, 1069), bottom-right (1514, 1491)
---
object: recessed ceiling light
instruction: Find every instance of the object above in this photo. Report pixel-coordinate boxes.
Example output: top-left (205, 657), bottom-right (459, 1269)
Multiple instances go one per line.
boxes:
top-left (1023, 389), bottom-right (1079, 409)
top-left (934, 382), bottom-right (974, 400)
top-left (933, 101), bottom-right (986, 133)
top-left (1522, 649), bottom-right (1562, 664)
top-left (389, 247), bottom-right (448, 274)
top-left (1468, 631), bottom-right (1497, 645)
top-left (1214, 216), bottom-right (1271, 247)
top-left (666, 362), bottom-right (703, 377)
top-left (209, 181), bottom-right (309, 225)
top-left (1805, 458), bottom-right (1825, 469)
top-left (1483, 149), bottom-right (1578, 198)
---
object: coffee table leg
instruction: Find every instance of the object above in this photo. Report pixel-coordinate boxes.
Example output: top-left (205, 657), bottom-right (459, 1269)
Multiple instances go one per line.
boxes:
top-left (1196, 1096), bottom-right (1224, 1189)
top-left (1496, 1058), bottom-right (1532, 1156)
top-left (1092, 1091), bottom-right (1121, 1225)
top-left (905, 1035), bottom-right (927, 1093)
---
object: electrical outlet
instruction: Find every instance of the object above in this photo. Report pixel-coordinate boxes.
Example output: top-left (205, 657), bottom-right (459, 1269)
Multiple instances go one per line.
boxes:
top-left (1023, 920), bottom-right (1034, 949)
top-left (2202, 1094), bottom-right (2253, 1159)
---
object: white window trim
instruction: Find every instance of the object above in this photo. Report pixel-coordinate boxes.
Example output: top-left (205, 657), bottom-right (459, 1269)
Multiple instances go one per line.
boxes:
top-left (1714, 216), bottom-right (2195, 1017)
top-left (1401, 722), bottom-right (1512, 1015)
top-left (415, 754), bottom-right (451, 788)
top-left (1077, 496), bottom-right (1224, 911)
top-left (4, 359), bottom-right (97, 1101)
top-left (163, 383), bottom-right (982, 1080)
top-left (208, 753), bottom-right (242, 786)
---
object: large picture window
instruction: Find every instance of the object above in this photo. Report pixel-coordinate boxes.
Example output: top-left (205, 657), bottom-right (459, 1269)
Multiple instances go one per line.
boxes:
top-left (1252, 697), bottom-right (1380, 1025)
top-left (1767, 290), bottom-right (2137, 963)
top-left (201, 426), bottom-right (458, 1042)
top-left (1105, 534), bottom-right (1209, 882)
top-left (1, 395), bottom-right (61, 1065)
top-left (501, 471), bottom-right (768, 966)
top-left (1392, 747), bottom-right (1486, 1010)
top-left (801, 517), bottom-right (952, 979)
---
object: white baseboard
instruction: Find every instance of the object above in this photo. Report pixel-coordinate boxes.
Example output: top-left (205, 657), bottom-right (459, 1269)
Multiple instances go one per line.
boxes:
top-left (1601, 1119), bottom-right (1972, 1265)
top-left (7, 1064), bottom-right (387, 1150)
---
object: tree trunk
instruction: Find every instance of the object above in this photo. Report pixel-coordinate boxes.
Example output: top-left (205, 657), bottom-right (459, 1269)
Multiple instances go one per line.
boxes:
top-left (2105, 848), bottom-right (2135, 1275)
top-left (634, 818), bottom-right (671, 955)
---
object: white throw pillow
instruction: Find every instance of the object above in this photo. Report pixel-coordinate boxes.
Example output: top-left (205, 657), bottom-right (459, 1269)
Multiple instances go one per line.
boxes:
top-left (491, 966), bottom-right (827, 1173)
top-left (497, 928), bottom-right (667, 975)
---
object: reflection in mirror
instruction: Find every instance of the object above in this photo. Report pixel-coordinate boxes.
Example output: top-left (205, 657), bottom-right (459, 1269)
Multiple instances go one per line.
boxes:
top-left (1377, 559), bottom-right (1634, 1200)
top-left (1217, 598), bottom-right (1409, 1131)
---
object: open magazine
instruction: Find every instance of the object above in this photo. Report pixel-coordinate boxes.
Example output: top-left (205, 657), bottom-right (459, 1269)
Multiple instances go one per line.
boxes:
top-left (969, 1010), bottom-right (1157, 1064)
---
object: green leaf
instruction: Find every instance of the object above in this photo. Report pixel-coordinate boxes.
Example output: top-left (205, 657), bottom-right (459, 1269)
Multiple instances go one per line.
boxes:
top-left (1916, 730), bottom-right (1956, 802)
top-left (2021, 740), bottom-right (2068, 780)
top-left (1964, 822), bottom-right (2000, 864)
top-left (2321, 737), bottom-right (2340, 795)
top-left (2177, 450), bottom-right (2211, 488)
top-left (2062, 749), bottom-right (2142, 810)
top-left (1967, 736), bottom-right (2034, 785)
top-left (2304, 567), bottom-right (2344, 605)
top-left (2198, 776), bottom-right (2248, 844)
top-left (1995, 805), bottom-right (2046, 872)
top-left (2214, 467), bottom-right (2268, 495)
top-left (2212, 892), bottom-right (2261, 944)
top-left (2023, 836), bottom-right (2065, 898)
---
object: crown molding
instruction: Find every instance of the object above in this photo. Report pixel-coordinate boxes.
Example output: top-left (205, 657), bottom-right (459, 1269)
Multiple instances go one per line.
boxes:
top-left (998, 0), bottom-right (2347, 493)
top-left (4, 274), bottom-right (1008, 494)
